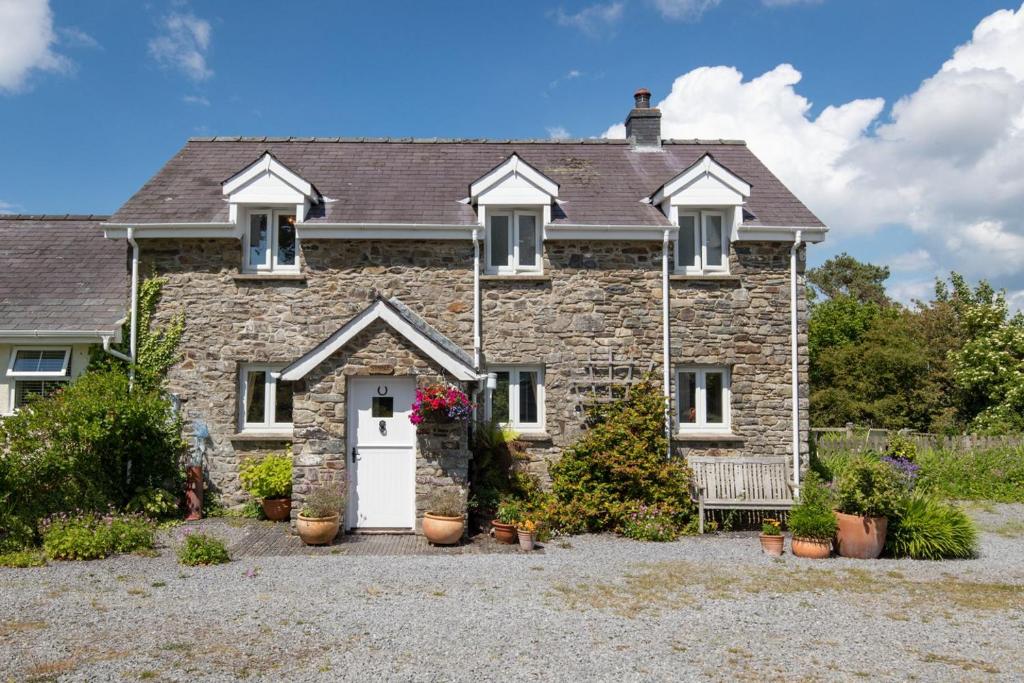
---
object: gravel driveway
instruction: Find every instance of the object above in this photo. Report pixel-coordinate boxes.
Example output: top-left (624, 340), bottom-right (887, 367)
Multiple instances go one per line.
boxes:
top-left (3, 504), bottom-right (1023, 682)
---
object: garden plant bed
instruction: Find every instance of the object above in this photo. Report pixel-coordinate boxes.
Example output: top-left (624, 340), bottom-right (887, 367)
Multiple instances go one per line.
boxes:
top-left (1, 505), bottom-right (1022, 681)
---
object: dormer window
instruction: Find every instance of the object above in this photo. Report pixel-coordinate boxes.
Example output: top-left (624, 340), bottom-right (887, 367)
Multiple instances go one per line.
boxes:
top-left (486, 210), bottom-right (541, 274)
top-left (677, 210), bottom-right (728, 274)
top-left (243, 209), bottom-right (297, 272)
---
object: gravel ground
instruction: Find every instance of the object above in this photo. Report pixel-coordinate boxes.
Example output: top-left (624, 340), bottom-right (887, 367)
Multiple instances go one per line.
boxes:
top-left (2, 504), bottom-right (1023, 682)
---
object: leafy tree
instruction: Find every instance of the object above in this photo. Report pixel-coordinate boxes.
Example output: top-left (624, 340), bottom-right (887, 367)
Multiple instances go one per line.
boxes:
top-left (807, 252), bottom-right (892, 306)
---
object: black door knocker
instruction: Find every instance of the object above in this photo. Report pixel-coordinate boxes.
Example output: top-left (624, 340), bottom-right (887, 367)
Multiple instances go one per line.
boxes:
top-left (376, 385), bottom-right (389, 396)
top-left (379, 420), bottom-right (387, 436)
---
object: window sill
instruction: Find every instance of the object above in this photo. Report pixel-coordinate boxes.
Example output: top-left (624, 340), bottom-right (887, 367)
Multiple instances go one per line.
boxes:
top-left (669, 274), bottom-right (741, 282)
top-left (673, 432), bottom-right (744, 443)
top-left (511, 431), bottom-right (552, 442)
top-left (232, 273), bottom-right (306, 282)
top-left (230, 431), bottom-right (294, 442)
top-left (480, 274), bottom-right (551, 283)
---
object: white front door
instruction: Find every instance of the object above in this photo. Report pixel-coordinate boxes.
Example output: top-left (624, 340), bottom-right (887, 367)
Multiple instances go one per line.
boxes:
top-left (346, 377), bottom-right (416, 530)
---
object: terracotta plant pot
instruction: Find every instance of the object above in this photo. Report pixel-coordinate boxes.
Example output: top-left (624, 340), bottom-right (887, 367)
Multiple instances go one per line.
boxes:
top-left (261, 497), bottom-right (291, 522)
top-left (759, 533), bottom-right (785, 556)
top-left (422, 513), bottom-right (465, 545)
top-left (517, 529), bottom-right (536, 551)
top-left (296, 513), bottom-right (341, 545)
top-left (185, 465), bottom-right (203, 521)
top-left (792, 537), bottom-right (832, 559)
top-left (835, 511), bottom-right (888, 559)
top-left (492, 520), bottom-right (517, 544)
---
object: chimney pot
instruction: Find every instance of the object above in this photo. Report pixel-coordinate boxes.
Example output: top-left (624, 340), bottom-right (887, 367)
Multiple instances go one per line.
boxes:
top-left (625, 87), bottom-right (661, 148)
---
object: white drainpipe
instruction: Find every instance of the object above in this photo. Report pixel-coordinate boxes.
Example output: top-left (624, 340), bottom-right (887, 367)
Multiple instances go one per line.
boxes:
top-left (101, 335), bottom-right (132, 363)
top-left (472, 227), bottom-right (481, 370)
top-left (128, 227), bottom-right (140, 385)
top-left (662, 228), bottom-right (672, 459)
top-left (790, 229), bottom-right (803, 494)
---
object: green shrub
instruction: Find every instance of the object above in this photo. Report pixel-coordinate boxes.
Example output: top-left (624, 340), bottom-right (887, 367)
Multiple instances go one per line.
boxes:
top-left (239, 453), bottom-right (292, 500)
top-left (789, 472), bottom-right (838, 540)
top-left (126, 487), bottom-right (180, 519)
top-left (886, 493), bottom-right (978, 560)
top-left (621, 505), bottom-right (681, 542)
top-left (834, 456), bottom-right (905, 518)
top-left (915, 447), bottom-right (1024, 503)
top-left (40, 512), bottom-right (155, 561)
top-left (178, 532), bottom-right (230, 566)
top-left (547, 379), bottom-right (693, 535)
top-left (301, 484), bottom-right (345, 518)
top-left (496, 498), bottom-right (524, 525)
top-left (425, 489), bottom-right (462, 518)
top-left (0, 370), bottom-right (186, 551)
top-left (761, 518), bottom-right (782, 535)
top-left (0, 549), bottom-right (46, 568)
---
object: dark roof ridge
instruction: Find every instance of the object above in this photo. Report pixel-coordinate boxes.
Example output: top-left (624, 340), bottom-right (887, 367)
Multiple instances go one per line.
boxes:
top-left (0, 214), bottom-right (110, 221)
top-left (187, 136), bottom-right (747, 145)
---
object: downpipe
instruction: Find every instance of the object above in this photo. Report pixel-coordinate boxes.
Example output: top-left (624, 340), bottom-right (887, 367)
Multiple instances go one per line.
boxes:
top-left (662, 228), bottom-right (672, 459)
top-left (790, 229), bottom-right (803, 495)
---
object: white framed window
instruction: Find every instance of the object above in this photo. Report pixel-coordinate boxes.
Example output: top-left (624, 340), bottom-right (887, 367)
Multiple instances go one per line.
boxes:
top-left (242, 208), bottom-right (298, 273)
top-left (677, 210), bottom-right (728, 274)
top-left (676, 366), bottom-right (731, 432)
top-left (487, 366), bottom-right (545, 432)
top-left (486, 210), bottom-right (542, 274)
top-left (239, 364), bottom-right (294, 432)
top-left (6, 348), bottom-right (72, 411)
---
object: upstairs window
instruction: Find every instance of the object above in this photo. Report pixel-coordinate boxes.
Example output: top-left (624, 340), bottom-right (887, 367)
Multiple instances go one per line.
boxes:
top-left (7, 348), bottom-right (71, 410)
top-left (239, 364), bottom-right (294, 432)
top-left (486, 211), bottom-right (541, 274)
top-left (244, 209), bottom-right (298, 273)
top-left (677, 366), bottom-right (731, 432)
top-left (677, 210), bottom-right (728, 274)
top-left (488, 366), bottom-right (545, 432)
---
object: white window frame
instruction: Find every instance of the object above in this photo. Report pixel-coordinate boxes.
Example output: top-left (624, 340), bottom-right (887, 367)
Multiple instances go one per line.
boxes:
top-left (676, 210), bottom-right (729, 274)
top-left (676, 366), bottom-right (731, 433)
top-left (487, 365), bottom-right (545, 433)
top-left (6, 347), bottom-right (71, 378)
top-left (238, 364), bottom-right (293, 432)
top-left (485, 209), bottom-right (543, 275)
top-left (242, 208), bottom-right (300, 273)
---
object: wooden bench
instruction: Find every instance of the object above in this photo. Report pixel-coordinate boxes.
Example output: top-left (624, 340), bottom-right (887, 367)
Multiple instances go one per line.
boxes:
top-left (687, 456), bottom-right (796, 533)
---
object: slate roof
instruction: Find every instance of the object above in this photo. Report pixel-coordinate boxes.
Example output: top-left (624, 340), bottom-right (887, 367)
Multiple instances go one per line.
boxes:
top-left (110, 138), bottom-right (824, 229)
top-left (0, 215), bottom-right (127, 333)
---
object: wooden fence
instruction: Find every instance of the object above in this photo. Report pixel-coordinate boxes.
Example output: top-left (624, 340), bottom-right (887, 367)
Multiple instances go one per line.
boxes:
top-left (811, 426), bottom-right (1024, 454)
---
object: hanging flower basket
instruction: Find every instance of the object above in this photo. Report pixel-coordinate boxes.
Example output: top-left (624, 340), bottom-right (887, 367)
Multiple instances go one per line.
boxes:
top-left (410, 383), bottom-right (472, 425)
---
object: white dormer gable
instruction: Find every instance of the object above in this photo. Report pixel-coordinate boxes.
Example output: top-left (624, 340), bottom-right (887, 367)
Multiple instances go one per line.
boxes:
top-left (469, 154), bottom-right (559, 207)
top-left (222, 152), bottom-right (320, 222)
top-left (651, 153), bottom-right (751, 208)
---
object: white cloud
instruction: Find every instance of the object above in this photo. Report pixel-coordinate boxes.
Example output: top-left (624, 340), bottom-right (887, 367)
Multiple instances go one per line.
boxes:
top-left (552, 2), bottom-right (624, 37)
top-left (148, 12), bottom-right (213, 81)
top-left (0, 0), bottom-right (70, 92)
top-left (761, 0), bottom-right (823, 7)
top-left (888, 279), bottom-right (937, 308)
top-left (58, 27), bottom-right (99, 49)
top-left (887, 249), bottom-right (936, 273)
top-left (182, 94), bottom-right (209, 106)
top-left (547, 126), bottom-right (571, 140)
top-left (651, 0), bottom-right (722, 21)
top-left (0, 200), bottom-right (18, 214)
top-left (603, 3), bottom-right (1024, 292)
top-left (1006, 290), bottom-right (1024, 314)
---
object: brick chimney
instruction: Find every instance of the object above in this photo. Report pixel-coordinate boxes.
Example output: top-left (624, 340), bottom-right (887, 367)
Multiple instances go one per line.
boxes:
top-left (625, 88), bottom-right (661, 148)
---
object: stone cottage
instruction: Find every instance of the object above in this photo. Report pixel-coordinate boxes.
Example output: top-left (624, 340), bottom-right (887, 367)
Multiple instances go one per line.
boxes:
top-left (93, 89), bottom-right (826, 532)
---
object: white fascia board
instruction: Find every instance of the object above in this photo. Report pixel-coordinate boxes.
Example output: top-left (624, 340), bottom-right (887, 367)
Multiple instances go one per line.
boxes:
top-left (652, 155), bottom-right (751, 205)
top-left (545, 224), bottom-right (671, 241)
top-left (279, 300), bottom-right (478, 382)
top-left (469, 154), bottom-right (559, 201)
top-left (296, 223), bottom-right (476, 240)
top-left (0, 329), bottom-right (120, 344)
top-left (102, 223), bottom-right (238, 239)
top-left (736, 225), bottom-right (829, 243)
top-left (222, 152), bottom-right (317, 200)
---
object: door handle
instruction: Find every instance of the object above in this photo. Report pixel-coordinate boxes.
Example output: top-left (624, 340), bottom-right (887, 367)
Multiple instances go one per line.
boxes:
top-left (351, 446), bottom-right (357, 463)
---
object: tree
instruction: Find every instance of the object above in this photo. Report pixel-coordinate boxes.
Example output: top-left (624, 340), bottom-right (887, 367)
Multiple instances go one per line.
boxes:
top-left (807, 252), bottom-right (892, 306)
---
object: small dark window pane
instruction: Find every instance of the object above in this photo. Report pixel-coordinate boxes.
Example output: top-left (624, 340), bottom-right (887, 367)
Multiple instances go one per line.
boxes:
top-left (246, 371), bottom-right (267, 424)
top-left (705, 214), bottom-right (724, 267)
top-left (275, 380), bottom-right (294, 423)
top-left (490, 216), bottom-right (510, 267)
top-left (492, 372), bottom-right (510, 423)
top-left (372, 397), bottom-right (394, 418)
top-left (277, 214), bottom-right (296, 266)
top-left (679, 372), bottom-right (697, 424)
top-left (679, 215), bottom-right (697, 268)
top-left (518, 371), bottom-right (538, 424)
top-left (12, 349), bottom-right (67, 374)
top-left (706, 372), bottom-right (724, 423)
top-left (518, 215), bottom-right (537, 267)
top-left (15, 380), bottom-right (66, 407)
top-left (248, 213), bottom-right (269, 266)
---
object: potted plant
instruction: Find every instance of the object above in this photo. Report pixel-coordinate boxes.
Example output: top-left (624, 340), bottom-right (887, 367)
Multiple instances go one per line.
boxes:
top-left (422, 489), bottom-right (466, 545)
top-left (759, 518), bottom-right (784, 556)
top-left (239, 452), bottom-right (293, 522)
top-left (834, 457), bottom-right (903, 559)
top-left (296, 483), bottom-right (344, 545)
top-left (409, 383), bottom-right (473, 426)
top-left (492, 498), bottom-right (522, 544)
top-left (789, 472), bottom-right (837, 559)
top-left (517, 518), bottom-right (538, 551)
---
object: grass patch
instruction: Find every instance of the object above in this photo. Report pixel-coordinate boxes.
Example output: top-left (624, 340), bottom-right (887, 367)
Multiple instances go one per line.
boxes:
top-left (985, 519), bottom-right (1024, 538)
top-left (0, 619), bottom-right (47, 637)
top-left (919, 652), bottom-right (1000, 674)
top-left (0, 549), bottom-right (46, 568)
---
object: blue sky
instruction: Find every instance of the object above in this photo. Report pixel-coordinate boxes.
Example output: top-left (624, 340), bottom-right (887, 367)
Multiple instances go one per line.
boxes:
top-left (2, 0), bottom-right (1023, 307)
